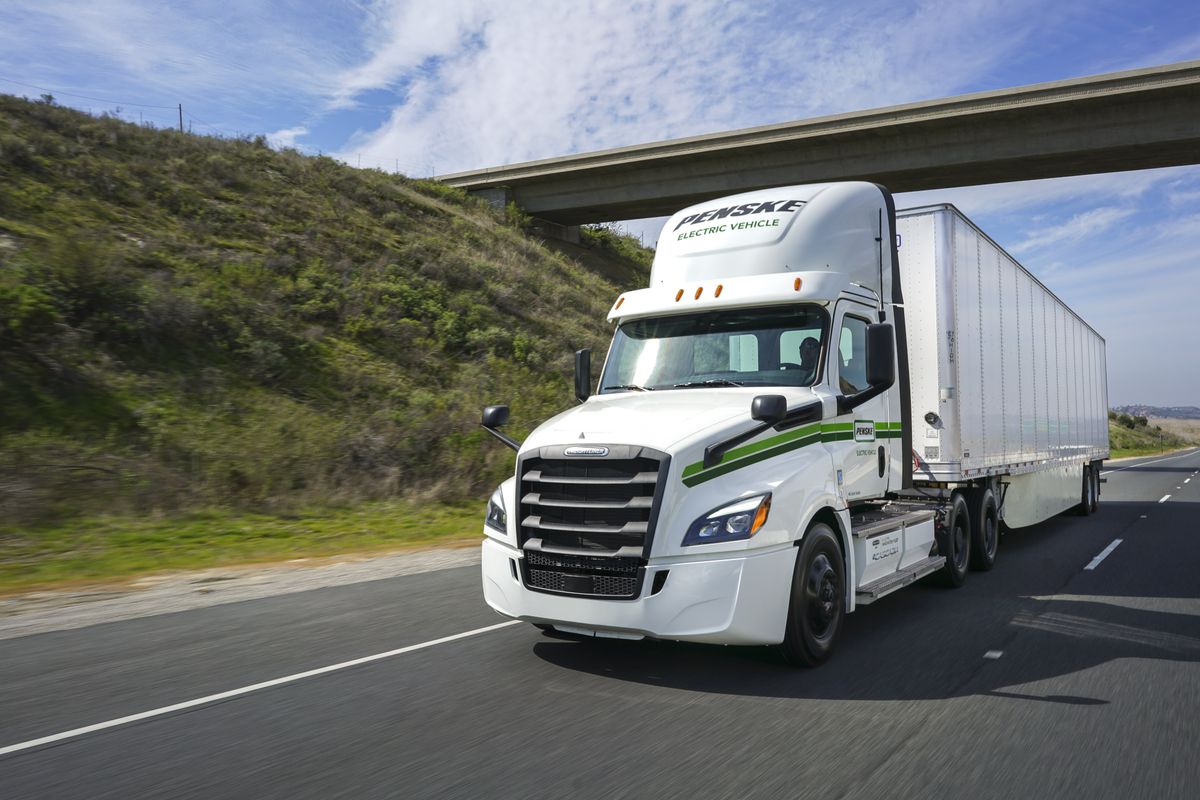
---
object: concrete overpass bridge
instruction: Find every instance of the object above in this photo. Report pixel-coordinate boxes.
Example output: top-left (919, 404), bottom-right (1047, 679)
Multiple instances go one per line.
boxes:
top-left (437, 61), bottom-right (1200, 226)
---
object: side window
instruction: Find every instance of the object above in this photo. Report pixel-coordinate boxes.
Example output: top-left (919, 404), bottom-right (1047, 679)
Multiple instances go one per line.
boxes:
top-left (778, 325), bottom-right (824, 385)
top-left (838, 316), bottom-right (869, 394)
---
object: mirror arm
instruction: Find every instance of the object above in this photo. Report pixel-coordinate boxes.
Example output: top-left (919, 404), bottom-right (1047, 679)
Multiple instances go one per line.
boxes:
top-left (773, 400), bottom-right (824, 431)
top-left (703, 421), bottom-right (772, 469)
top-left (483, 425), bottom-right (521, 452)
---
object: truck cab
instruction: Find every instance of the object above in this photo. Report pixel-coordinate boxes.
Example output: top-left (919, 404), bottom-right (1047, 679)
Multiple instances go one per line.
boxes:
top-left (480, 182), bottom-right (944, 665)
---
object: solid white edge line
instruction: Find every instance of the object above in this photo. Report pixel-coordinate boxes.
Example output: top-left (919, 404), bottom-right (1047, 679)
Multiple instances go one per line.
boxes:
top-left (1159, 495), bottom-right (1171, 503)
top-left (0, 619), bottom-right (521, 758)
top-left (1084, 539), bottom-right (1123, 571)
top-left (1100, 447), bottom-right (1200, 476)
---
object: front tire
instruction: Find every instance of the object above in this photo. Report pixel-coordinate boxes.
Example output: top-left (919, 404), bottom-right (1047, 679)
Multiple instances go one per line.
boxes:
top-left (779, 523), bottom-right (845, 667)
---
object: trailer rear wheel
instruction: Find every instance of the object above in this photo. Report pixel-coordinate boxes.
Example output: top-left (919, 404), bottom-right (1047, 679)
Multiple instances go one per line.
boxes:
top-left (968, 487), bottom-right (999, 571)
top-left (1089, 466), bottom-right (1101, 514)
top-left (779, 523), bottom-right (844, 667)
top-left (936, 493), bottom-right (971, 586)
top-left (1076, 466), bottom-right (1096, 516)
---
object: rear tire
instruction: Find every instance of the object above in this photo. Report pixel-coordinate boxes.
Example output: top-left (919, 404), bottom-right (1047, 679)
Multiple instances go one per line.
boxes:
top-left (936, 493), bottom-right (971, 587)
top-left (1089, 465), bottom-right (1101, 514)
top-left (1076, 466), bottom-right (1096, 516)
top-left (779, 523), bottom-right (845, 667)
top-left (968, 486), bottom-right (999, 571)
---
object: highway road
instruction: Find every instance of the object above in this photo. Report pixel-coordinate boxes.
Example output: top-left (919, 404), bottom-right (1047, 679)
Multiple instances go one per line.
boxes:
top-left (3, 450), bottom-right (1199, 799)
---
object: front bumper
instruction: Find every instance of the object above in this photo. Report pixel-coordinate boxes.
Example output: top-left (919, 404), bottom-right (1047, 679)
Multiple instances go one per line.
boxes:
top-left (481, 537), bottom-right (797, 645)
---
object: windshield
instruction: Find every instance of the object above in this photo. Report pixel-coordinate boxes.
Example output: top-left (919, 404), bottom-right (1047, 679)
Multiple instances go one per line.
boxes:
top-left (599, 305), bottom-right (828, 392)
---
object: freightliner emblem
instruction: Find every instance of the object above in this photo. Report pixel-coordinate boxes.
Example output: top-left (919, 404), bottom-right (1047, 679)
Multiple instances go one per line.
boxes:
top-left (564, 446), bottom-right (609, 457)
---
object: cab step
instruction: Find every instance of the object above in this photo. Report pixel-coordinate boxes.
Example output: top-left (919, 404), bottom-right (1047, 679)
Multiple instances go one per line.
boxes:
top-left (855, 555), bottom-right (946, 605)
top-left (849, 504), bottom-right (936, 539)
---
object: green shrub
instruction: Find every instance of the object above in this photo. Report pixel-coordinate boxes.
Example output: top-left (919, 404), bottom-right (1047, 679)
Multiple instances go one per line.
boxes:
top-left (0, 92), bottom-right (654, 522)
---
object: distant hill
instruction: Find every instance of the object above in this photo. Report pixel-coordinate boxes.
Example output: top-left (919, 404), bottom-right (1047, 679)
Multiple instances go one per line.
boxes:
top-left (0, 94), bottom-right (652, 522)
top-left (1113, 405), bottom-right (1200, 420)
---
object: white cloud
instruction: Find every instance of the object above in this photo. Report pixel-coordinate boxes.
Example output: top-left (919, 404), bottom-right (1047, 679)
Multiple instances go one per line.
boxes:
top-left (267, 125), bottom-right (309, 148)
top-left (330, 0), bottom-right (1050, 177)
top-left (896, 168), bottom-right (1192, 219)
top-left (1008, 206), bottom-right (1138, 254)
top-left (0, 1), bottom-right (353, 116)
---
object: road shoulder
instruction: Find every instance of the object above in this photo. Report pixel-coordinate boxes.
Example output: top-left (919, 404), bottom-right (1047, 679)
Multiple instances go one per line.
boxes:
top-left (0, 544), bottom-right (482, 641)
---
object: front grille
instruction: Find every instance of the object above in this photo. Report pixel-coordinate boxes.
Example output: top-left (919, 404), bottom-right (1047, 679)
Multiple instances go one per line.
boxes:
top-left (518, 445), bottom-right (667, 600)
top-left (523, 551), bottom-right (642, 598)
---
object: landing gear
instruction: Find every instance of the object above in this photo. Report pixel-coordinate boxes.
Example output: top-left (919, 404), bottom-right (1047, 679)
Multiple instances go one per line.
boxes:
top-left (779, 523), bottom-right (845, 667)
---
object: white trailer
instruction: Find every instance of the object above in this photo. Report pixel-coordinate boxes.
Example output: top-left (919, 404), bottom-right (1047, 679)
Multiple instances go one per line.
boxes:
top-left (479, 182), bottom-right (1109, 666)
top-left (897, 205), bottom-right (1109, 527)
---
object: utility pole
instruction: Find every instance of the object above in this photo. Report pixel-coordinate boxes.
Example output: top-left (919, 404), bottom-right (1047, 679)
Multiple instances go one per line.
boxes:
top-left (178, 104), bottom-right (183, 132)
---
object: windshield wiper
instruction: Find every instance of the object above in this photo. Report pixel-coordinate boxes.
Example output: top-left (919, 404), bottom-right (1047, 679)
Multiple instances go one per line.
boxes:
top-left (603, 384), bottom-right (653, 392)
top-left (673, 379), bottom-right (745, 389)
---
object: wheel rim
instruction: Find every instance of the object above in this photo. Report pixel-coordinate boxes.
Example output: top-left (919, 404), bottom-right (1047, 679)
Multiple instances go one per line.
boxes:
top-left (805, 553), bottom-right (839, 639)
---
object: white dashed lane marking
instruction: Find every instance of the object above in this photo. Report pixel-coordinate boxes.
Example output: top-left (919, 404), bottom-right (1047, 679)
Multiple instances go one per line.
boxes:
top-left (1085, 539), bottom-right (1123, 571)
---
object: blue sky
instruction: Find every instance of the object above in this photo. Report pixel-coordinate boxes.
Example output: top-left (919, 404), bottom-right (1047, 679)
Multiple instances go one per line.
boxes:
top-left (1, 0), bottom-right (1198, 405)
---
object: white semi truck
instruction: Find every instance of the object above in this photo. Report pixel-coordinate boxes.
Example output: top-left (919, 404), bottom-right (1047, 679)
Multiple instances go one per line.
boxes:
top-left (480, 182), bottom-right (1109, 666)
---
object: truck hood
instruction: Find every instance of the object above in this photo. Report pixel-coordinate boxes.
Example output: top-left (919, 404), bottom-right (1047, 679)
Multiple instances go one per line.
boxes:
top-left (524, 388), bottom-right (818, 454)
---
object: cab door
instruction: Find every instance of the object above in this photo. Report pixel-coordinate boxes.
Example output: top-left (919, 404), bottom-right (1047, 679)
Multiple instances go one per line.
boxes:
top-left (827, 300), bottom-right (891, 502)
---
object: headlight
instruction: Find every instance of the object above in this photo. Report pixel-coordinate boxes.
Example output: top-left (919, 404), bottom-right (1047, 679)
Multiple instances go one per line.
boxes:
top-left (485, 486), bottom-right (507, 533)
top-left (683, 493), bottom-right (771, 546)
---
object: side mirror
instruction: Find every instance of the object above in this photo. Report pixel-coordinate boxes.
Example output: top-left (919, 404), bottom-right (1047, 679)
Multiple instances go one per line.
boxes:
top-left (751, 394), bottom-right (787, 425)
top-left (574, 348), bottom-right (592, 402)
top-left (866, 323), bottom-right (895, 389)
top-left (482, 405), bottom-right (510, 429)
top-left (481, 405), bottom-right (519, 451)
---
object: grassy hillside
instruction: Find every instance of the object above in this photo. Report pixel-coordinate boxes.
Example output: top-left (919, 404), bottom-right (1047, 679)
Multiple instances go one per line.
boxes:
top-left (0, 95), bottom-right (651, 533)
top-left (1108, 412), bottom-right (1193, 458)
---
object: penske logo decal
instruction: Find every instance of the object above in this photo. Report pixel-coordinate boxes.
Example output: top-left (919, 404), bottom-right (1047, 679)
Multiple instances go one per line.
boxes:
top-left (672, 199), bottom-right (805, 241)
top-left (854, 420), bottom-right (876, 442)
top-left (681, 420), bottom-right (904, 487)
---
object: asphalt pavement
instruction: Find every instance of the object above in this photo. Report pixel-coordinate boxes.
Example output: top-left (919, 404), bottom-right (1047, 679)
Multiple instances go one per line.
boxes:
top-left (2, 449), bottom-right (1199, 799)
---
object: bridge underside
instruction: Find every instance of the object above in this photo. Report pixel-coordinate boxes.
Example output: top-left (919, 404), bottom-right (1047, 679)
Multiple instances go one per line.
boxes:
top-left (439, 62), bottom-right (1200, 225)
